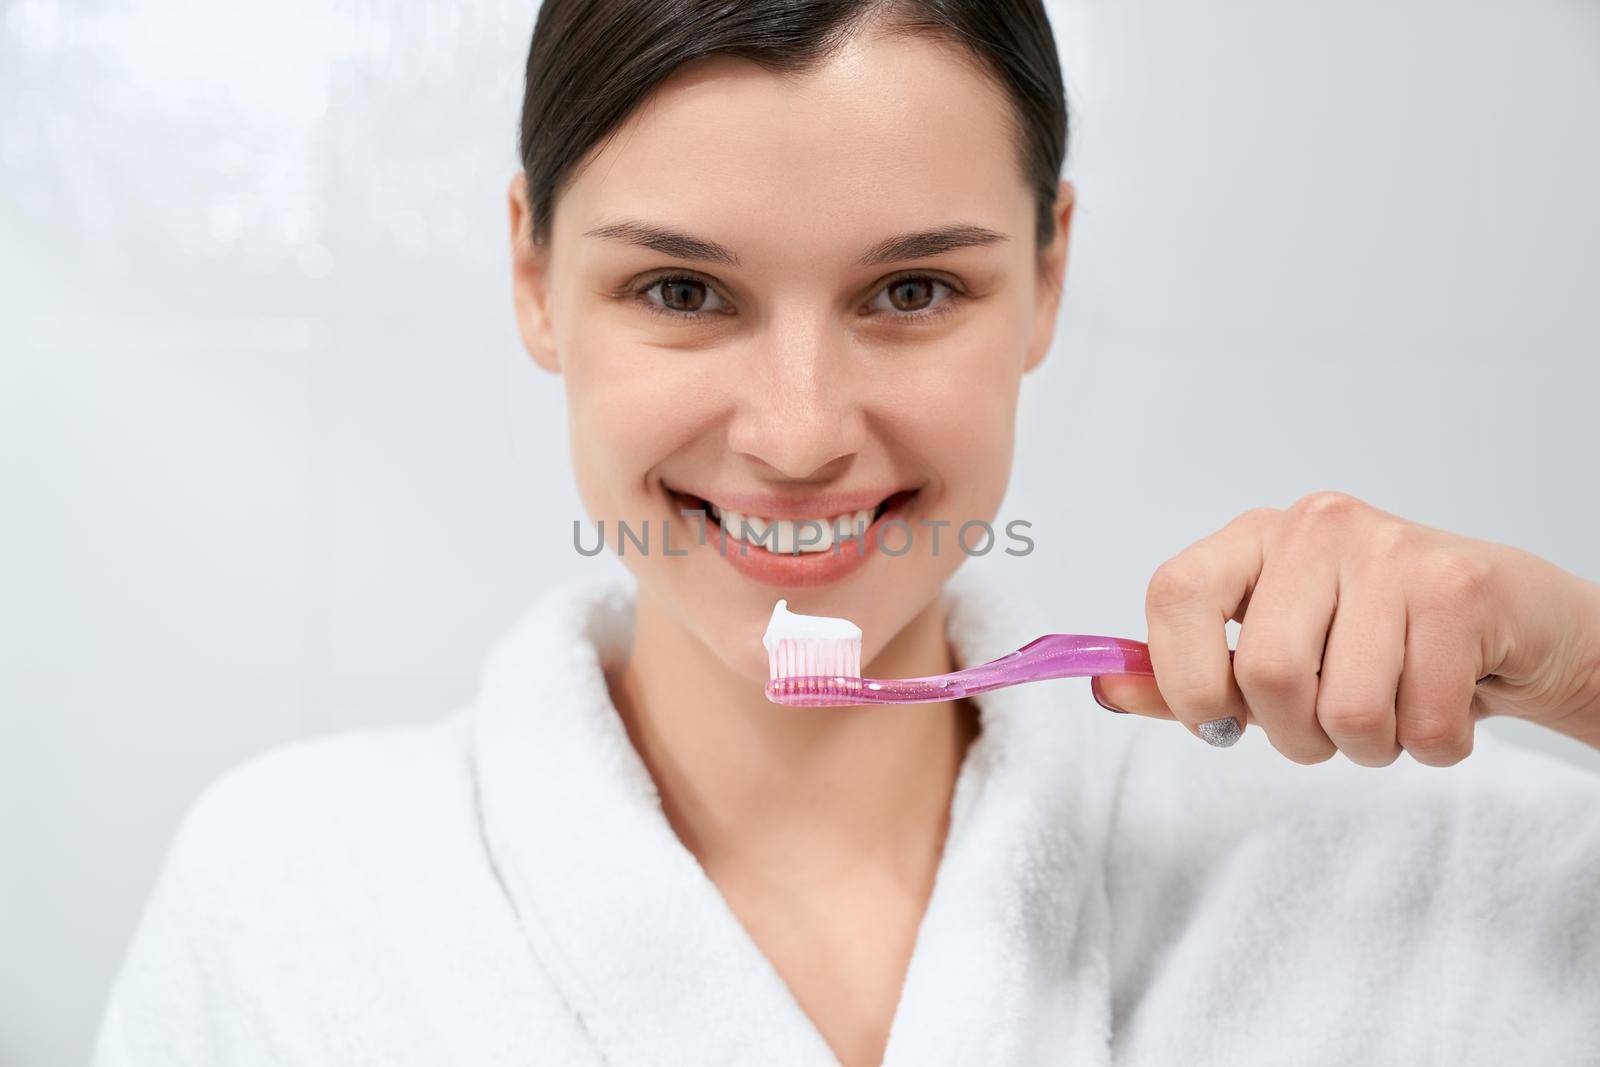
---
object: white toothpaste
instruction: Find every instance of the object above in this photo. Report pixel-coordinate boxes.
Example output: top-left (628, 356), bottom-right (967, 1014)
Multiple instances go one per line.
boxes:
top-left (762, 599), bottom-right (863, 680)
top-left (762, 599), bottom-right (862, 650)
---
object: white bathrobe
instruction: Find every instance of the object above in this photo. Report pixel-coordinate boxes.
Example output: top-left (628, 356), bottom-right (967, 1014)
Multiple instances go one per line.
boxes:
top-left (93, 574), bottom-right (1600, 1065)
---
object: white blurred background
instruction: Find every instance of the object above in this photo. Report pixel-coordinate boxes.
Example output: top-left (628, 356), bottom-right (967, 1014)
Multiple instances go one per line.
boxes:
top-left (3, 0), bottom-right (1598, 1062)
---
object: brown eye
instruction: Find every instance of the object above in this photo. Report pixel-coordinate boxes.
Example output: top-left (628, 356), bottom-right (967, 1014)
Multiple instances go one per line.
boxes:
top-left (658, 276), bottom-right (708, 312)
top-left (635, 274), bottom-right (730, 319)
top-left (886, 276), bottom-right (936, 312)
top-left (868, 274), bottom-right (959, 321)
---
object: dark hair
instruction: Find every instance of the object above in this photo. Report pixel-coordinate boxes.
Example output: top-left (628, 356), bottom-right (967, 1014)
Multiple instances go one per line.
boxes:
top-left (518, 0), bottom-right (1068, 255)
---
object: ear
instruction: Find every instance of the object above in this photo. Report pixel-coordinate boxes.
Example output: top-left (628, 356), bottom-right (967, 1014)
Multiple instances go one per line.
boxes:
top-left (1022, 179), bottom-right (1075, 374)
top-left (508, 172), bottom-right (561, 374)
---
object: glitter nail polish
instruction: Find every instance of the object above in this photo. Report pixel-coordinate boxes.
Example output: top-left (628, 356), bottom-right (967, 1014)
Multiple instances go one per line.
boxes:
top-left (1196, 717), bottom-right (1242, 747)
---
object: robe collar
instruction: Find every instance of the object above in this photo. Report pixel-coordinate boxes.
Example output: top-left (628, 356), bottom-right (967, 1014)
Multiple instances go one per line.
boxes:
top-left (470, 573), bottom-right (1118, 1066)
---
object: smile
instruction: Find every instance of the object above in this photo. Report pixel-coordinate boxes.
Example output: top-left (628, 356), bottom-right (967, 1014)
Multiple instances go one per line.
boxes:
top-left (704, 499), bottom-right (887, 553)
top-left (661, 483), bottom-right (920, 589)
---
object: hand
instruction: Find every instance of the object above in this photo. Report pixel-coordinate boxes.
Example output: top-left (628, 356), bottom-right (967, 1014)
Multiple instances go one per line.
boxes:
top-left (1092, 491), bottom-right (1600, 763)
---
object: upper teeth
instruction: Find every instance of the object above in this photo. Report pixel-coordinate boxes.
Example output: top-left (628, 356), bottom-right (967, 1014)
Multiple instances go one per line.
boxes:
top-left (707, 503), bottom-right (876, 554)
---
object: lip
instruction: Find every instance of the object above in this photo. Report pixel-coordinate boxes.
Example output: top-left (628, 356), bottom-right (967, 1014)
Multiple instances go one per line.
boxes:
top-left (663, 483), bottom-right (920, 590)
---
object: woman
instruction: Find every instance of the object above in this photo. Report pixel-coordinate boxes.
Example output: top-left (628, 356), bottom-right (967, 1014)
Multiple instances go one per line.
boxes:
top-left (94, 1), bottom-right (1600, 1064)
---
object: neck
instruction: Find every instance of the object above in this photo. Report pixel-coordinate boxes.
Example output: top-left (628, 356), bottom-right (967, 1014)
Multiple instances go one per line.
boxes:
top-left (609, 585), bottom-right (981, 889)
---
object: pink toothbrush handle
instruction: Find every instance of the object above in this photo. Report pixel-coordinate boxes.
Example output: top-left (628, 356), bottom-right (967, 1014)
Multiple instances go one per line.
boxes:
top-left (766, 634), bottom-right (1156, 707)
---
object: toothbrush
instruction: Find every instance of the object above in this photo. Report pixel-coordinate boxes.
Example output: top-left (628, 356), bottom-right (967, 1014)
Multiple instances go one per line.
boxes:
top-left (762, 598), bottom-right (1155, 707)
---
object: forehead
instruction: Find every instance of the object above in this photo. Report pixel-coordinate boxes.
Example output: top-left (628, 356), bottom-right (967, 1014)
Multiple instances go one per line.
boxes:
top-left (554, 30), bottom-right (1031, 267)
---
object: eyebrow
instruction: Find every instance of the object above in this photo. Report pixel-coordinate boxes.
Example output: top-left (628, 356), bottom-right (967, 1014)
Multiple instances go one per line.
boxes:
top-left (583, 218), bottom-right (1009, 268)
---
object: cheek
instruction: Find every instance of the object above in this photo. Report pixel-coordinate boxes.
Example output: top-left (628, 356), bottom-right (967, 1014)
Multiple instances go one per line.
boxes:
top-left (563, 345), bottom-right (724, 513)
top-left (876, 342), bottom-right (1023, 512)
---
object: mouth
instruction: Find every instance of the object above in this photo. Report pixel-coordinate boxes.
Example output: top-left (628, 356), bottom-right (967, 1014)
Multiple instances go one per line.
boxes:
top-left (665, 486), bottom-right (915, 547)
top-left (660, 482), bottom-right (921, 588)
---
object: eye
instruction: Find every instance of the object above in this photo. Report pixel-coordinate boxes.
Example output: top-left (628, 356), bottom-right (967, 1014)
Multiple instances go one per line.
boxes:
top-left (634, 273), bottom-right (731, 320)
top-left (627, 270), bottom-right (964, 325)
top-left (867, 274), bottom-right (961, 323)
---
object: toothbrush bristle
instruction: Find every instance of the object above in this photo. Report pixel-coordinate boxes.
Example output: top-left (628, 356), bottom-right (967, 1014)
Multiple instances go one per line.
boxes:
top-left (765, 636), bottom-right (864, 707)
top-left (767, 635), bottom-right (861, 682)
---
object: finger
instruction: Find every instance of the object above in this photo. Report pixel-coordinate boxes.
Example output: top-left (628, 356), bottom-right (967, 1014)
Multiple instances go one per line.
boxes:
top-left (1145, 515), bottom-right (1270, 744)
top-left (1315, 564), bottom-right (1404, 767)
top-left (1091, 656), bottom-right (1245, 722)
top-left (1395, 609), bottom-right (1479, 766)
top-left (1232, 542), bottom-right (1339, 764)
top-left (1091, 675), bottom-right (1176, 718)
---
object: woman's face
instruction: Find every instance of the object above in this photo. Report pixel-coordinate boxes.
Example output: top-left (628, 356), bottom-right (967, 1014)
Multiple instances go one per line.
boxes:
top-left (510, 27), bottom-right (1072, 682)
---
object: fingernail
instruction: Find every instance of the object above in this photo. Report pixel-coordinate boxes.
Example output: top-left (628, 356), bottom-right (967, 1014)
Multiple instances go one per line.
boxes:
top-left (1196, 717), bottom-right (1242, 748)
top-left (1090, 676), bottom-right (1128, 713)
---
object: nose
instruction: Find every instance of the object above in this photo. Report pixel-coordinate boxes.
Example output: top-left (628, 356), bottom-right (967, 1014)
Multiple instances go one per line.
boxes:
top-left (726, 316), bottom-right (868, 480)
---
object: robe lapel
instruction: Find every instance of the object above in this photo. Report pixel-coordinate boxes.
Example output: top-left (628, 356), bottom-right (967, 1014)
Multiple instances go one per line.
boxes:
top-left (880, 574), bottom-right (1116, 1066)
top-left (471, 577), bottom-right (838, 1065)
top-left (470, 575), bottom-right (1117, 1067)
